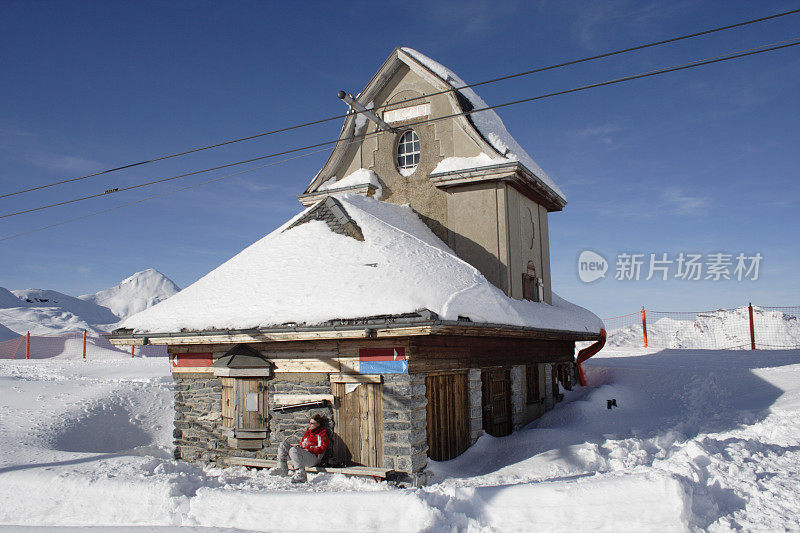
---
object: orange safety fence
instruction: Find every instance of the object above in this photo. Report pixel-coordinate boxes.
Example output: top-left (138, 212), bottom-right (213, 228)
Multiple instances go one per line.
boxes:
top-left (0, 330), bottom-right (168, 359)
top-left (603, 304), bottom-right (800, 350)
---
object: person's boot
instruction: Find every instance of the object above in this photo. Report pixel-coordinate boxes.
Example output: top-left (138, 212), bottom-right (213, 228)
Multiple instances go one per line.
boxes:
top-left (290, 468), bottom-right (308, 483)
top-left (268, 461), bottom-right (289, 476)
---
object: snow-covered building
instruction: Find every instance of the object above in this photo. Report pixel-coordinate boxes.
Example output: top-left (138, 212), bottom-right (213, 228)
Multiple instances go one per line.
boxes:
top-left (109, 47), bottom-right (604, 484)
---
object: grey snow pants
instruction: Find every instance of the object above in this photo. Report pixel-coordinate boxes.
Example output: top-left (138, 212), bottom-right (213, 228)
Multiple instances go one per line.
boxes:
top-left (277, 440), bottom-right (321, 470)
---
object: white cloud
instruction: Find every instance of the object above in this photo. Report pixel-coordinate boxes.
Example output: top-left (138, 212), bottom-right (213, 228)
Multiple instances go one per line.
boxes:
top-left (661, 187), bottom-right (709, 215)
top-left (27, 153), bottom-right (104, 174)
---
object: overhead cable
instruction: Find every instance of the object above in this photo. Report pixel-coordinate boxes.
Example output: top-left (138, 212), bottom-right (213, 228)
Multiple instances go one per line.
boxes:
top-left (1, 7), bottom-right (798, 200)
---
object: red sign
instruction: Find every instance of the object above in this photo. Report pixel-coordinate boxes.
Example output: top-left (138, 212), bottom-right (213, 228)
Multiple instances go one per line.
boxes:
top-left (359, 347), bottom-right (406, 361)
top-left (172, 352), bottom-right (213, 367)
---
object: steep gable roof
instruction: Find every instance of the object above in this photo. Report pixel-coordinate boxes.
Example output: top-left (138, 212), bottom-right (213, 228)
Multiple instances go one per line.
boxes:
top-left (305, 47), bottom-right (566, 204)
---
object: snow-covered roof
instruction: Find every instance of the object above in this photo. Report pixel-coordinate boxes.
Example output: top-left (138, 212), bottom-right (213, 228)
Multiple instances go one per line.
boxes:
top-left (400, 48), bottom-right (566, 202)
top-left (121, 195), bottom-right (601, 335)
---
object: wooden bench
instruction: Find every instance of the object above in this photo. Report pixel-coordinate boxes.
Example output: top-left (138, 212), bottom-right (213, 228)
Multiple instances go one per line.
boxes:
top-left (223, 456), bottom-right (394, 482)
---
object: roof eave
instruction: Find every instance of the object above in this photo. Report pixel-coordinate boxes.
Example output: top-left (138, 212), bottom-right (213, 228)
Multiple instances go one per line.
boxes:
top-left (106, 320), bottom-right (601, 346)
top-left (429, 161), bottom-right (567, 212)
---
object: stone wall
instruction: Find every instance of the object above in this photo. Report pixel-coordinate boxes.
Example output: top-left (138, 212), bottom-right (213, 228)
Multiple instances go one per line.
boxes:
top-left (173, 376), bottom-right (227, 462)
top-left (467, 368), bottom-right (483, 444)
top-left (544, 363), bottom-right (555, 410)
top-left (381, 373), bottom-right (429, 477)
top-left (510, 365), bottom-right (526, 430)
top-left (173, 374), bottom-right (334, 464)
top-left (173, 372), bottom-right (429, 479)
top-left (264, 374), bottom-right (333, 457)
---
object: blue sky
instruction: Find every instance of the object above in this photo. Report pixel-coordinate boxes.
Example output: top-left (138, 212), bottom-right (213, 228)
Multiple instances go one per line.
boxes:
top-left (1, 0), bottom-right (798, 318)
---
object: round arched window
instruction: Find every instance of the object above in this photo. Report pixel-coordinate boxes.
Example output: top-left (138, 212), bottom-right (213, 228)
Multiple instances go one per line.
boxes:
top-left (396, 130), bottom-right (420, 175)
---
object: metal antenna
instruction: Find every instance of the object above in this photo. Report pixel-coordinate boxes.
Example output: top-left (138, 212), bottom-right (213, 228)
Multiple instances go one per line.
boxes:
top-left (337, 91), bottom-right (398, 133)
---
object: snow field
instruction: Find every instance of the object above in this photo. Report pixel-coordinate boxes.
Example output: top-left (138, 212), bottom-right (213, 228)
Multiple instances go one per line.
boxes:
top-left (1, 347), bottom-right (799, 531)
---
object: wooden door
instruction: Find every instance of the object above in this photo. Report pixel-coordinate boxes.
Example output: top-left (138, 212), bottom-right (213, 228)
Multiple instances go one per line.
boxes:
top-left (331, 382), bottom-right (383, 467)
top-left (426, 372), bottom-right (469, 461)
top-left (481, 368), bottom-right (512, 437)
top-left (221, 377), bottom-right (235, 428)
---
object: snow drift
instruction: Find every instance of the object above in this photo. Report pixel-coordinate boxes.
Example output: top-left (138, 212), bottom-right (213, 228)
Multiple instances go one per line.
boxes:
top-left (2, 345), bottom-right (799, 530)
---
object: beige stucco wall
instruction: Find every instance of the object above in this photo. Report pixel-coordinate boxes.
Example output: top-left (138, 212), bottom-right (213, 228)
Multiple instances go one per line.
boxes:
top-left (324, 61), bottom-right (554, 303)
top-left (328, 64), bottom-right (490, 243)
top-left (505, 186), bottom-right (552, 304)
top-left (445, 182), bottom-right (509, 293)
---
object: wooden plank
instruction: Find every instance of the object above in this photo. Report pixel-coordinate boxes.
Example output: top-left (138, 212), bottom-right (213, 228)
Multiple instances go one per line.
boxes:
top-left (114, 326), bottom-right (434, 346)
top-left (375, 382), bottom-right (383, 468)
top-left (111, 323), bottom-right (598, 348)
top-left (273, 359), bottom-right (340, 373)
top-left (331, 382), bottom-right (346, 462)
top-left (222, 428), bottom-right (267, 439)
top-left (329, 374), bottom-right (382, 383)
top-left (425, 376), bottom-right (439, 461)
top-left (221, 377), bottom-right (234, 427)
top-left (272, 393), bottom-right (334, 405)
top-left (359, 384), bottom-right (370, 466)
top-left (222, 457), bottom-right (392, 478)
top-left (335, 357), bottom-right (360, 374)
top-left (171, 366), bottom-right (215, 375)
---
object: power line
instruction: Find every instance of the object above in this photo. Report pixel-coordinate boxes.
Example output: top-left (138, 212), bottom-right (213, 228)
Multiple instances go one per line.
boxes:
top-left (0, 146), bottom-right (337, 243)
top-left (1, 7), bottom-right (798, 200)
top-left (2, 36), bottom-right (798, 223)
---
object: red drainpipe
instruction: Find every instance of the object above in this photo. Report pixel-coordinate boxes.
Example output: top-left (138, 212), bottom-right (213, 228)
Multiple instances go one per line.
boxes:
top-left (576, 328), bottom-right (606, 386)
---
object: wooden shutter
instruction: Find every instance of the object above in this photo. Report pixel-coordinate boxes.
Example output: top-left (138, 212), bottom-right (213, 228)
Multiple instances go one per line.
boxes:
top-left (331, 382), bottom-right (383, 467)
top-left (425, 372), bottom-right (469, 461)
top-left (526, 364), bottom-right (540, 404)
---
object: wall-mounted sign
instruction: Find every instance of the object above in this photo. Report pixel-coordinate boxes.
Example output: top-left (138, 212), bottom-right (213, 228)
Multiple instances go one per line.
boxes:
top-left (172, 352), bottom-right (213, 367)
top-left (359, 347), bottom-right (407, 374)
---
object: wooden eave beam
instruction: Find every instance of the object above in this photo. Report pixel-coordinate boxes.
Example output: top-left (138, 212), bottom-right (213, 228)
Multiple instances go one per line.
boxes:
top-left (107, 322), bottom-right (600, 346)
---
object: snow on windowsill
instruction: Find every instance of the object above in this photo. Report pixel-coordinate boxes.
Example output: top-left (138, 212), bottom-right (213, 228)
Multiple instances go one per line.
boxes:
top-left (431, 153), bottom-right (508, 175)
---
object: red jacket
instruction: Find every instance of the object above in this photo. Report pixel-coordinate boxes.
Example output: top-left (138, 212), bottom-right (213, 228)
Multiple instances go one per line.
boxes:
top-left (300, 426), bottom-right (329, 456)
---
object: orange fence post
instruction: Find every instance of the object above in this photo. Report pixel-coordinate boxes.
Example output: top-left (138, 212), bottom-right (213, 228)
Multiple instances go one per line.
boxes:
top-left (131, 345), bottom-right (135, 358)
top-left (641, 308), bottom-right (648, 348)
top-left (748, 302), bottom-right (756, 350)
top-left (83, 330), bottom-right (87, 359)
top-left (26, 332), bottom-right (30, 359)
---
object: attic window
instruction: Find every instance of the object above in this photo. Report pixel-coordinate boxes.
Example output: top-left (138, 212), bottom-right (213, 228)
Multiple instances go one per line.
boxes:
top-left (396, 130), bottom-right (420, 175)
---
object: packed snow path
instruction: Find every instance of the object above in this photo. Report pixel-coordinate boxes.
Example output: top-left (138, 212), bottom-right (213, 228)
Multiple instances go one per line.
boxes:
top-left (1, 348), bottom-right (798, 531)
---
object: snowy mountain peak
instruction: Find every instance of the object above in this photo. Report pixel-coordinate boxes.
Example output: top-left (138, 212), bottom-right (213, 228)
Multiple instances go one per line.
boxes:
top-left (80, 269), bottom-right (180, 321)
top-left (0, 286), bottom-right (22, 309)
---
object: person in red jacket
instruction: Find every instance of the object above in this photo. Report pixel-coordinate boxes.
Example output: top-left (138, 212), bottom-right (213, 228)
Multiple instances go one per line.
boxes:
top-left (269, 414), bottom-right (329, 483)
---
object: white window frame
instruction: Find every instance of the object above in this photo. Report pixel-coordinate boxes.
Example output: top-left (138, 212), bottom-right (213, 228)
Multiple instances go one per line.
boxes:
top-left (396, 130), bottom-right (420, 175)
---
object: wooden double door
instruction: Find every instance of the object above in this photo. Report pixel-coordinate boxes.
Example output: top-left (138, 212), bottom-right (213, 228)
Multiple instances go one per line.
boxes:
top-left (481, 368), bottom-right (512, 437)
top-left (331, 381), bottom-right (383, 467)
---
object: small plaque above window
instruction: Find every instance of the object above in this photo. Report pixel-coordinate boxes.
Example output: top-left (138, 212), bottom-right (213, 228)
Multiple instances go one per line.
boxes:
top-left (245, 392), bottom-right (259, 412)
top-left (384, 103), bottom-right (431, 123)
